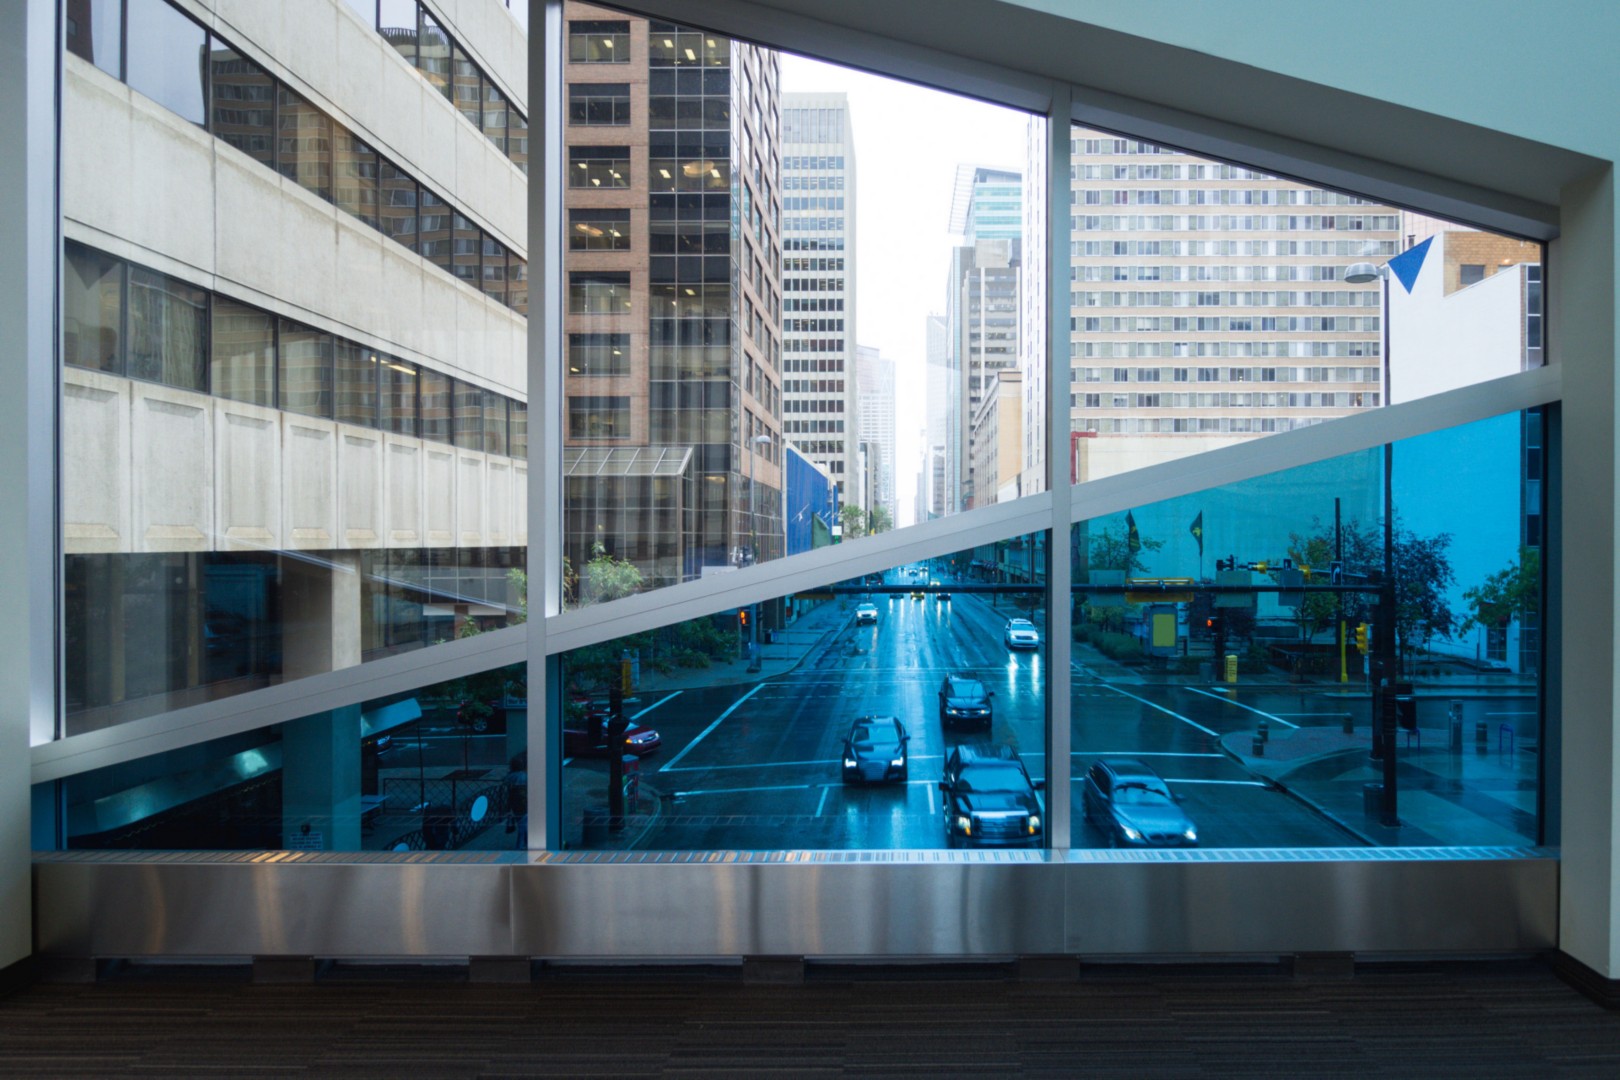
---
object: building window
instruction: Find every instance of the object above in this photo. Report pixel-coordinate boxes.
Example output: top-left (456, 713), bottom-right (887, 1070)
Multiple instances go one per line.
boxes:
top-left (509, 400), bottom-right (528, 460)
top-left (418, 188), bottom-right (454, 275)
top-left (380, 358), bottom-right (418, 436)
top-left (378, 0), bottom-right (417, 66)
top-left (417, 8), bottom-right (453, 100)
top-left (335, 342), bottom-right (380, 427)
top-left (570, 271), bottom-right (632, 314)
top-left (378, 161), bottom-right (418, 250)
top-left (569, 83), bottom-right (632, 125)
top-left (127, 266), bottom-right (207, 391)
top-left (569, 333), bottom-right (631, 376)
top-left (570, 19), bottom-right (630, 63)
top-left (66, 0), bottom-right (123, 78)
top-left (277, 320), bottom-right (333, 419)
top-left (277, 87), bottom-right (332, 202)
top-left (209, 46), bottom-right (276, 169)
top-left (483, 391), bottom-right (509, 456)
top-left (570, 145), bottom-right (630, 188)
top-left (482, 82), bottom-right (508, 151)
top-left (210, 298), bottom-right (276, 407)
top-left (569, 396), bottom-right (631, 439)
top-left (63, 242), bottom-right (124, 375)
top-left (482, 236), bottom-right (509, 303)
top-left (1460, 263), bottom-right (1486, 287)
top-left (570, 208), bottom-right (631, 251)
top-left (333, 129), bottom-right (380, 228)
top-left (452, 380), bottom-right (484, 450)
top-left (125, 0), bottom-right (207, 127)
top-left (451, 213), bottom-right (482, 288)
top-left (452, 42), bottom-right (482, 128)
top-left (418, 368), bottom-right (452, 443)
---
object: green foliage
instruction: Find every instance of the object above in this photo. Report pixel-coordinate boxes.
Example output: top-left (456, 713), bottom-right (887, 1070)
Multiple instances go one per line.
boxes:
top-left (1285, 532), bottom-right (1340, 643)
top-left (868, 505), bottom-right (893, 535)
top-left (580, 542), bottom-right (644, 606)
top-left (840, 505), bottom-right (867, 540)
top-left (1460, 546), bottom-right (1540, 635)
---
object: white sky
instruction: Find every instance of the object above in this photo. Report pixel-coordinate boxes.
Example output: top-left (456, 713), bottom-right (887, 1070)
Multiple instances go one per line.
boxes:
top-left (778, 52), bottom-right (1033, 528)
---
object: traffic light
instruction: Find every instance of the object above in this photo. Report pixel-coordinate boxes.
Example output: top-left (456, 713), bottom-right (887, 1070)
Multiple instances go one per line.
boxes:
top-left (1354, 623), bottom-right (1369, 654)
top-left (1204, 615), bottom-right (1223, 637)
top-left (738, 609), bottom-right (749, 628)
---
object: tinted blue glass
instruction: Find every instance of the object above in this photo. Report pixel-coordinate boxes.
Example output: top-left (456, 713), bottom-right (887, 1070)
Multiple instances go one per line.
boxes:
top-left (1070, 410), bottom-right (1542, 850)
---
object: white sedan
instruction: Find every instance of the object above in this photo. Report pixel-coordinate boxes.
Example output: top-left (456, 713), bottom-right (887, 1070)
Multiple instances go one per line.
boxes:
top-left (1004, 618), bottom-right (1040, 649)
top-left (855, 602), bottom-right (879, 625)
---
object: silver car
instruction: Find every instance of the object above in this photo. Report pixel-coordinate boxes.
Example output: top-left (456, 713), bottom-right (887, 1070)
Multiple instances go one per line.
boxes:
top-left (1004, 618), bottom-right (1040, 650)
top-left (1082, 758), bottom-right (1198, 847)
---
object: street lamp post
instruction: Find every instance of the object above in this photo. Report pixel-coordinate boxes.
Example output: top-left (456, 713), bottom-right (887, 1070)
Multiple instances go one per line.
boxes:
top-left (1346, 259), bottom-right (1400, 827)
top-left (746, 433), bottom-right (772, 671)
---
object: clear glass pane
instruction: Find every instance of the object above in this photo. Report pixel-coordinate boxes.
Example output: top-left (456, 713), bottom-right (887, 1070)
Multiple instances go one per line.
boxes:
top-left (47, 663), bottom-right (528, 853)
top-left (1070, 409), bottom-right (1542, 848)
top-left (60, 0), bottom-right (529, 736)
top-left (563, 10), bottom-right (1042, 607)
top-left (561, 536), bottom-right (1046, 850)
top-left (1065, 125), bottom-right (1544, 484)
top-left (452, 43), bottom-right (482, 128)
top-left (418, 9), bottom-right (453, 100)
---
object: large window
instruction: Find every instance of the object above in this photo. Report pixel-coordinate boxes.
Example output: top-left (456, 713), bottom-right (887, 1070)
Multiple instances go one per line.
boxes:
top-left (569, 208), bottom-right (631, 250)
top-left (125, 0), bottom-right (207, 127)
top-left (569, 271), bottom-right (631, 314)
top-left (569, 82), bottom-right (632, 125)
top-left (210, 298), bottom-right (275, 407)
top-left (570, 19), bottom-right (630, 63)
top-left (568, 396), bottom-right (630, 439)
top-left (570, 146), bottom-right (631, 188)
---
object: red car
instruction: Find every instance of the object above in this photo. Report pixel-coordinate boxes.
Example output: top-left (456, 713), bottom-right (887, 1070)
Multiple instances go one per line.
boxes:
top-left (563, 716), bottom-right (662, 758)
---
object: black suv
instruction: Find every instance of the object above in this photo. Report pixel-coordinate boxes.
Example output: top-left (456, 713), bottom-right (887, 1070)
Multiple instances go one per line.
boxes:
top-left (940, 746), bottom-right (1043, 848)
top-left (938, 675), bottom-right (993, 730)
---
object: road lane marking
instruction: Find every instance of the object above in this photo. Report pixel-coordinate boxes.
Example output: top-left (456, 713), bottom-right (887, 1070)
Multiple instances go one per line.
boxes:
top-left (1163, 778), bottom-right (1270, 787)
top-left (1069, 751), bottom-right (1226, 758)
top-left (927, 782), bottom-right (935, 814)
top-left (1272, 712), bottom-right (1352, 719)
top-left (631, 691), bottom-right (683, 720)
top-left (659, 683), bottom-right (767, 772)
top-left (815, 786), bottom-right (830, 815)
top-left (663, 753), bottom-right (944, 775)
top-left (1187, 687), bottom-right (1299, 729)
top-left (670, 782), bottom-right (814, 798)
top-left (1099, 684), bottom-right (1221, 737)
top-left (1488, 711), bottom-right (1535, 717)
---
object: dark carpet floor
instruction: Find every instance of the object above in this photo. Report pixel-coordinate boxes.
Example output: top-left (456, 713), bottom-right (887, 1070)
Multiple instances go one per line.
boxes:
top-left (2, 959), bottom-right (1618, 1077)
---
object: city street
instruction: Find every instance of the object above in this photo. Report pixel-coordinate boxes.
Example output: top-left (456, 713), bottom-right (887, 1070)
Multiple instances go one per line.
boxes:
top-left (559, 569), bottom-right (1542, 851)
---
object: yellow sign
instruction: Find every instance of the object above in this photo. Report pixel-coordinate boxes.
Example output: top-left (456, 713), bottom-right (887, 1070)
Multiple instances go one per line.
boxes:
top-left (1125, 577), bottom-right (1196, 604)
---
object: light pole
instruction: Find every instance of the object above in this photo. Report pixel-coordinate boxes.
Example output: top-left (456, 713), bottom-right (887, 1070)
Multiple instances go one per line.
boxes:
top-left (746, 433), bottom-right (772, 670)
top-left (1345, 259), bottom-right (1399, 827)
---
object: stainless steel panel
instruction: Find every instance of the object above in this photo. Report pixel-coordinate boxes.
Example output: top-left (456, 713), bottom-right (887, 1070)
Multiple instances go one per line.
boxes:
top-left (34, 850), bottom-right (1557, 961)
top-left (35, 862), bottom-right (513, 959)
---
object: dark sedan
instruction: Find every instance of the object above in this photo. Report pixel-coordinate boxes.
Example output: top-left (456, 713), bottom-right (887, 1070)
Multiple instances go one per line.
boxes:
top-left (842, 716), bottom-right (909, 784)
top-left (1082, 758), bottom-right (1198, 847)
top-left (938, 674), bottom-right (993, 730)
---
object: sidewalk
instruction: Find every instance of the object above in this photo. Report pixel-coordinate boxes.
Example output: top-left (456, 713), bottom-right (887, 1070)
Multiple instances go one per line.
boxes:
top-left (1219, 719), bottom-right (1538, 847)
top-left (624, 596), bottom-right (855, 694)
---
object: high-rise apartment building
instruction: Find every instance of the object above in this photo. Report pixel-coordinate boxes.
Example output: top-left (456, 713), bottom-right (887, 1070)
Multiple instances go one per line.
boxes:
top-left (561, 4), bottom-right (784, 586)
top-left (779, 93), bottom-right (856, 501)
top-left (944, 166), bottom-right (1022, 510)
top-left (1065, 128), bottom-right (1400, 480)
top-left (855, 344), bottom-right (896, 525)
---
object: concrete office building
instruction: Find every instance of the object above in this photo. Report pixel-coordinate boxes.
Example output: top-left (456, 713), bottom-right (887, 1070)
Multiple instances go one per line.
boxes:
top-left (14, 0), bottom-right (1620, 1014)
top-left (921, 311), bottom-right (949, 520)
top-left (780, 92), bottom-right (856, 500)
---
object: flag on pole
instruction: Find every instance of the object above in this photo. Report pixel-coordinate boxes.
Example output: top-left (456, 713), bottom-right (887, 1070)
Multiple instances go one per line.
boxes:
top-left (1190, 511), bottom-right (1204, 557)
top-left (1126, 510), bottom-right (1141, 556)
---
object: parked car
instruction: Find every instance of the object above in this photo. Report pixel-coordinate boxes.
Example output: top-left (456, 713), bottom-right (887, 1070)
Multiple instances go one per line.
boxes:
top-left (940, 746), bottom-right (1043, 848)
top-left (841, 716), bottom-right (909, 784)
top-left (1082, 758), bottom-right (1198, 847)
top-left (1004, 618), bottom-right (1041, 649)
top-left (855, 602), bottom-right (879, 625)
top-left (456, 699), bottom-right (509, 734)
top-left (938, 674), bottom-right (993, 730)
top-left (563, 715), bottom-right (662, 758)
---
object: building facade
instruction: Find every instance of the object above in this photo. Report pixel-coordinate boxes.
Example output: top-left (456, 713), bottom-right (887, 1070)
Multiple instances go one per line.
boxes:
top-left (779, 92), bottom-right (856, 501)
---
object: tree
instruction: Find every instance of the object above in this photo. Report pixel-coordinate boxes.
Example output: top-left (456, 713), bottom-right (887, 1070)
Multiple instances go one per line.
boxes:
top-left (1459, 546), bottom-right (1539, 636)
top-left (1294, 515), bottom-right (1456, 671)
top-left (1285, 531), bottom-right (1340, 643)
top-left (840, 505), bottom-right (867, 540)
top-left (868, 505), bottom-right (893, 535)
top-left (580, 542), bottom-right (643, 606)
top-left (1087, 524), bottom-right (1162, 575)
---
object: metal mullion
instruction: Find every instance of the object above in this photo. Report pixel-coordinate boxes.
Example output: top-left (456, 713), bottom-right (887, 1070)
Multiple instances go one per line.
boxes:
top-left (1044, 84), bottom-right (1073, 850)
top-left (528, 0), bottom-right (564, 850)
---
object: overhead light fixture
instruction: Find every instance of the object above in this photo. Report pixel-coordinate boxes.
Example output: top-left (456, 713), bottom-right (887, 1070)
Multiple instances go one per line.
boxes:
top-left (602, 38), bottom-right (613, 48)
top-left (574, 223), bottom-right (604, 237)
top-left (659, 168), bottom-right (671, 179)
top-left (710, 168), bottom-right (721, 179)
top-left (663, 38), bottom-right (673, 48)
top-left (684, 48), bottom-right (696, 61)
top-left (681, 160), bottom-right (713, 178)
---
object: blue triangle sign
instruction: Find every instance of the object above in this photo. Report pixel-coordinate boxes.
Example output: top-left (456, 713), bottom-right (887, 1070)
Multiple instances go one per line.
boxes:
top-left (1387, 236), bottom-right (1433, 294)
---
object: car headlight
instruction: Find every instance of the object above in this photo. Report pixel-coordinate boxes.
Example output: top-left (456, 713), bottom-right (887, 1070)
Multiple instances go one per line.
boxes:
top-left (1183, 826), bottom-right (1198, 841)
top-left (843, 757), bottom-right (857, 769)
top-left (1028, 815), bottom-right (1041, 834)
top-left (953, 814), bottom-right (972, 835)
top-left (1122, 825), bottom-right (1142, 841)
top-left (890, 757), bottom-right (905, 768)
